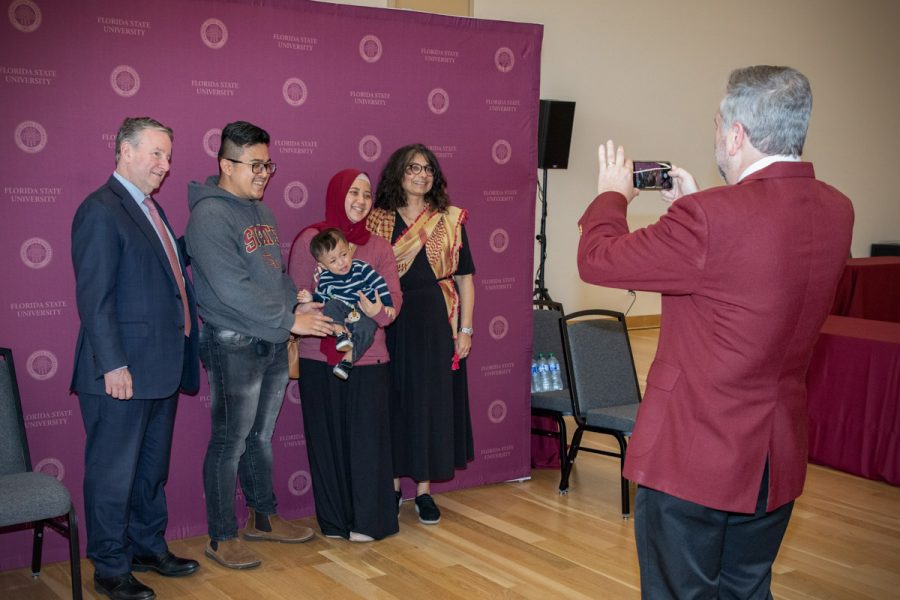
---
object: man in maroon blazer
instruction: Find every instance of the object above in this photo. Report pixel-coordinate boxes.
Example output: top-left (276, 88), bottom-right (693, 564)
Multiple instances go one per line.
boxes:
top-left (577, 66), bottom-right (853, 598)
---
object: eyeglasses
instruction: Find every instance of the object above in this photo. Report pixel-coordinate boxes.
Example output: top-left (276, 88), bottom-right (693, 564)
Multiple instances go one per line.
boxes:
top-left (404, 163), bottom-right (435, 176)
top-left (224, 158), bottom-right (277, 175)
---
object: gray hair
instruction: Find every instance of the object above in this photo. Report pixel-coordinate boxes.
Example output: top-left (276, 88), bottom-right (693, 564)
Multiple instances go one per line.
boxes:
top-left (115, 116), bottom-right (173, 163)
top-left (719, 66), bottom-right (812, 157)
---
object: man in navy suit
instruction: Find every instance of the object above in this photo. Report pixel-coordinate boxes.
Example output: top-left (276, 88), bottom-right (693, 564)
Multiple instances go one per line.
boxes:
top-left (72, 117), bottom-right (201, 600)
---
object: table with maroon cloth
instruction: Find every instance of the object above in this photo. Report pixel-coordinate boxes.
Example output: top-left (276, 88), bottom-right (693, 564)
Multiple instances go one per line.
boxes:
top-left (830, 257), bottom-right (900, 323)
top-left (531, 415), bottom-right (563, 469)
top-left (806, 315), bottom-right (900, 484)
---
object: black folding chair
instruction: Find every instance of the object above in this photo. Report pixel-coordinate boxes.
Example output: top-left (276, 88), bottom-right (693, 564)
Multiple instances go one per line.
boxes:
top-left (531, 300), bottom-right (575, 493)
top-left (559, 310), bottom-right (642, 517)
top-left (0, 347), bottom-right (82, 598)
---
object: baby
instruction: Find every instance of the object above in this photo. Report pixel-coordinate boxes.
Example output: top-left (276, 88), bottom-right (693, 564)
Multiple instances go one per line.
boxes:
top-left (297, 228), bottom-right (394, 379)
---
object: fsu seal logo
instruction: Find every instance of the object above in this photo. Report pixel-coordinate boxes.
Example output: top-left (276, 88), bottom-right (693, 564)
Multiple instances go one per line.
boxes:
top-left (14, 120), bottom-right (46, 153)
top-left (491, 139), bottom-right (512, 165)
top-left (110, 65), bottom-right (140, 98)
top-left (359, 34), bottom-right (382, 63)
top-left (27, 349), bottom-right (57, 381)
top-left (34, 457), bottom-right (65, 480)
top-left (203, 128), bottom-right (221, 158)
top-left (282, 77), bottom-right (308, 107)
top-left (200, 18), bottom-right (228, 49)
top-left (285, 381), bottom-right (301, 404)
top-left (283, 181), bottom-right (309, 210)
top-left (20, 237), bottom-right (52, 268)
top-left (489, 228), bottom-right (509, 253)
top-left (427, 88), bottom-right (450, 115)
top-left (488, 400), bottom-right (508, 424)
top-left (358, 135), bottom-right (381, 163)
top-left (489, 316), bottom-right (509, 340)
top-left (495, 46), bottom-right (515, 73)
top-left (288, 470), bottom-right (312, 496)
top-left (8, 0), bottom-right (41, 33)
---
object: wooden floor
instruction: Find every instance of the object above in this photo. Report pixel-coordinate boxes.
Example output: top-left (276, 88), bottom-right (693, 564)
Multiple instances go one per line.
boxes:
top-left (3, 329), bottom-right (899, 599)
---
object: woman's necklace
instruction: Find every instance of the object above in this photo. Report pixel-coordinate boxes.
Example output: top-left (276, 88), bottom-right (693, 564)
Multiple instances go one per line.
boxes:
top-left (398, 202), bottom-right (427, 226)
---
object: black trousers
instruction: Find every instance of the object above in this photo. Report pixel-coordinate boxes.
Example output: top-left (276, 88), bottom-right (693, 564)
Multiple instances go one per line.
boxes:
top-left (79, 391), bottom-right (177, 577)
top-left (298, 359), bottom-right (398, 539)
top-left (634, 464), bottom-right (794, 600)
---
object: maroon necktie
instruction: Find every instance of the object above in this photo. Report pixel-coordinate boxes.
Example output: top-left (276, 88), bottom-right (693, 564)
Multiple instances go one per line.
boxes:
top-left (144, 196), bottom-right (191, 336)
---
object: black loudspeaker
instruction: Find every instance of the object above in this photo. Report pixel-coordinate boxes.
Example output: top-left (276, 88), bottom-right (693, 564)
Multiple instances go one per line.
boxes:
top-left (871, 242), bottom-right (900, 256)
top-left (537, 99), bottom-right (576, 169)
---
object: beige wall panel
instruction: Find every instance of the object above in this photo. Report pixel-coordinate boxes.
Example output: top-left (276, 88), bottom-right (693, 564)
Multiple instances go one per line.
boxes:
top-left (476, 0), bottom-right (900, 314)
top-left (390, 0), bottom-right (472, 16)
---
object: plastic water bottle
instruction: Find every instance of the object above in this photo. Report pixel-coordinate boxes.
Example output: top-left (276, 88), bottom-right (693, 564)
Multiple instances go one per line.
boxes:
top-left (538, 354), bottom-right (552, 392)
top-left (547, 353), bottom-right (564, 391)
top-left (531, 356), bottom-right (540, 393)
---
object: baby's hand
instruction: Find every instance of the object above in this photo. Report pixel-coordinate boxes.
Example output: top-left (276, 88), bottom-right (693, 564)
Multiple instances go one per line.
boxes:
top-left (297, 289), bottom-right (313, 303)
top-left (384, 306), bottom-right (396, 319)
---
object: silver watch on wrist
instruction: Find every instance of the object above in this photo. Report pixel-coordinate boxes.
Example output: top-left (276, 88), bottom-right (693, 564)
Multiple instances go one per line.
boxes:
top-left (458, 326), bottom-right (474, 336)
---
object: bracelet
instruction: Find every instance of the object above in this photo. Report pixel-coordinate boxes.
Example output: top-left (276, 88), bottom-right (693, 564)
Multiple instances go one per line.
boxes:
top-left (458, 326), bottom-right (474, 336)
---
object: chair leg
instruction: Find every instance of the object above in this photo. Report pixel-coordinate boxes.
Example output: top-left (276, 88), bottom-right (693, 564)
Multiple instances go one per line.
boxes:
top-left (615, 434), bottom-right (630, 518)
top-left (555, 413), bottom-right (569, 494)
top-left (30, 521), bottom-right (45, 577)
top-left (68, 508), bottom-right (83, 600)
top-left (560, 425), bottom-right (585, 492)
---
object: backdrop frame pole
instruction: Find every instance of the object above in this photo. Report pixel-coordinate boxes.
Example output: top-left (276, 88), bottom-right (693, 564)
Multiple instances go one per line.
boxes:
top-left (533, 167), bottom-right (552, 302)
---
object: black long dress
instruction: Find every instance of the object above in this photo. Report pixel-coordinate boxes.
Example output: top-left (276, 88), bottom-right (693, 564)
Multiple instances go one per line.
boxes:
top-left (387, 215), bottom-right (475, 482)
top-left (298, 359), bottom-right (398, 540)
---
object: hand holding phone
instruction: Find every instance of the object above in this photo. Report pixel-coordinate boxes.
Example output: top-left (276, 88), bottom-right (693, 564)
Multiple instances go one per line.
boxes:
top-left (597, 140), bottom-right (639, 201)
top-left (660, 165), bottom-right (700, 204)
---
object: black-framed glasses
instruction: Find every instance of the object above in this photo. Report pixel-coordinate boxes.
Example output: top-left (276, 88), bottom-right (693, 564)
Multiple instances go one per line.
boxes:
top-left (224, 158), bottom-right (277, 175)
top-left (404, 163), bottom-right (435, 176)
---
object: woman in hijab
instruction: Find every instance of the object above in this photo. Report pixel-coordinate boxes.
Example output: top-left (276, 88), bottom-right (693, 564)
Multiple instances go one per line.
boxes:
top-left (288, 169), bottom-right (402, 542)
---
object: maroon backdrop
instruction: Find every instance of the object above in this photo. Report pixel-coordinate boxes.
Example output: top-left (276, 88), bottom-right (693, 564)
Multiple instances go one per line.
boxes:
top-left (0, 0), bottom-right (542, 570)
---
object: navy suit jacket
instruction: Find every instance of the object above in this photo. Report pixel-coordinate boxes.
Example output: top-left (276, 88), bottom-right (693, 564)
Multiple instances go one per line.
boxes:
top-left (71, 175), bottom-right (199, 398)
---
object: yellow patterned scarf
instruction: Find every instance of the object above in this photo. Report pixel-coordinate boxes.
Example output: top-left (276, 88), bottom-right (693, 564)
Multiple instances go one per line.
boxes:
top-left (367, 205), bottom-right (468, 336)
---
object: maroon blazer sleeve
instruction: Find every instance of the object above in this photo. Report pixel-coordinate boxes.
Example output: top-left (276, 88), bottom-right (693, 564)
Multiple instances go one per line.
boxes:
top-left (577, 191), bottom-right (709, 295)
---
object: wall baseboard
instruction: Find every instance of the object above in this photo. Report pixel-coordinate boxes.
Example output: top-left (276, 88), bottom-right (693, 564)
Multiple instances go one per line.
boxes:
top-left (626, 314), bottom-right (660, 330)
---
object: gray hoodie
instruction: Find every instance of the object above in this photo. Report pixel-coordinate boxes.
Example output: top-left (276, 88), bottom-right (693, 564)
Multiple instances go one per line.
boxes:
top-left (185, 176), bottom-right (296, 343)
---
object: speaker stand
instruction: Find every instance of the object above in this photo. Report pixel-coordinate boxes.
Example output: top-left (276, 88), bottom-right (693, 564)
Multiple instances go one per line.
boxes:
top-left (533, 168), bottom-right (552, 302)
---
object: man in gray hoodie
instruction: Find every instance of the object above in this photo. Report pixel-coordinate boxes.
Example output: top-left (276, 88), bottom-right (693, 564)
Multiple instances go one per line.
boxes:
top-left (186, 121), bottom-right (332, 570)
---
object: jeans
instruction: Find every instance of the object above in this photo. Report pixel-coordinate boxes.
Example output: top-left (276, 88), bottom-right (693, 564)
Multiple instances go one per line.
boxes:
top-left (200, 324), bottom-right (289, 541)
top-left (323, 299), bottom-right (376, 363)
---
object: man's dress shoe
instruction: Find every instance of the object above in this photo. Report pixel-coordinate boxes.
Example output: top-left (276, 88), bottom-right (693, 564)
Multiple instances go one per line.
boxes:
top-left (94, 573), bottom-right (155, 600)
top-left (132, 551), bottom-right (200, 577)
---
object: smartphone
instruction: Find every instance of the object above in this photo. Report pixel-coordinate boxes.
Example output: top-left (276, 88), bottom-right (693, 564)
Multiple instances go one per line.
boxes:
top-left (633, 161), bottom-right (673, 190)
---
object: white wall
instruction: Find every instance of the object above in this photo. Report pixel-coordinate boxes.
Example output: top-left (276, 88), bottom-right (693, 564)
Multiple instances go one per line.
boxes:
top-left (321, 0), bottom-right (900, 314)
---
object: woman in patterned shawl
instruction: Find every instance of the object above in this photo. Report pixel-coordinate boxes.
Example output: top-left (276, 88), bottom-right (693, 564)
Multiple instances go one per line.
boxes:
top-left (368, 143), bottom-right (475, 525)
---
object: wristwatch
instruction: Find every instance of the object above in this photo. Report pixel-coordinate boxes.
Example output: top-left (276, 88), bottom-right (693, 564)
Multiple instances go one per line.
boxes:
top-left (458, 326), bottom-right (474, 336)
